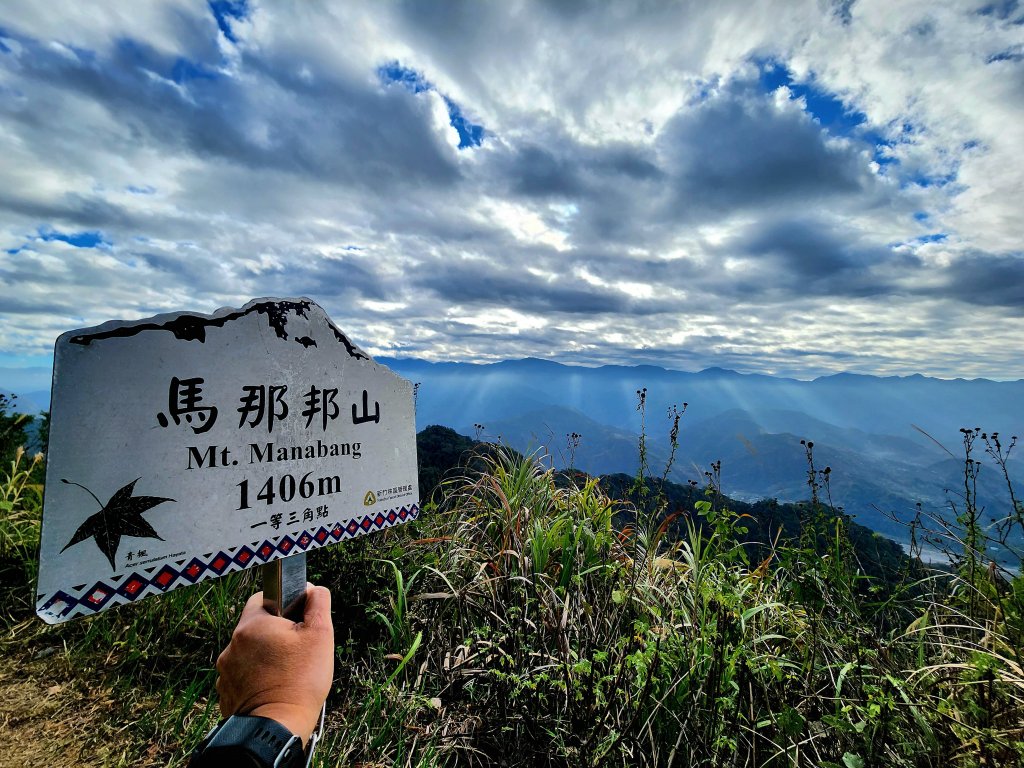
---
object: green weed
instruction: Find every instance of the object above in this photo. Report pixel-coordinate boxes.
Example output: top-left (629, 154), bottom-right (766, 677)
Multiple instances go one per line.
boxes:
top-left (2, 401), bottom-right (1024, 767)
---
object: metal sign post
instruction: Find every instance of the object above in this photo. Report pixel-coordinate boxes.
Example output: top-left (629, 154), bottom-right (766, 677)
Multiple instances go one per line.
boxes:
top-left (262, 554), bottom-right (307, 620)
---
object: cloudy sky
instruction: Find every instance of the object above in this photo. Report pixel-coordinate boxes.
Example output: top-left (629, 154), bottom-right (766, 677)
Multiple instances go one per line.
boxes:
top-left (1, 0), bottom-right (1023, 388)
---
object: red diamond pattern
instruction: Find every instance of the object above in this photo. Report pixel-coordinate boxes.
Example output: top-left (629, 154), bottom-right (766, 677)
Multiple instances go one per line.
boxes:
top-left (153, 565), bottom-right (179, 590)
top-left (85, 582), bottom-right (114, 607)
top-left (122, 578), bottom-right (145, 596)
top-left (38, 501), bottom-right (421, 621)
top-left (209, 553), bottom-right (231, 574)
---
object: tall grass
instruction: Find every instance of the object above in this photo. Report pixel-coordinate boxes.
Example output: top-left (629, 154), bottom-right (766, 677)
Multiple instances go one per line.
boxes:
top-left (1, 420), bottom-right (1023, 767)
top-left (0, 447), bottom-right (43, 624)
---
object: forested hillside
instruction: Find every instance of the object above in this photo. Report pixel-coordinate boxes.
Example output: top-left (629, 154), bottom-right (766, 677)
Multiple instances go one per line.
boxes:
top-left (416, 425), bottom-right (913, 587)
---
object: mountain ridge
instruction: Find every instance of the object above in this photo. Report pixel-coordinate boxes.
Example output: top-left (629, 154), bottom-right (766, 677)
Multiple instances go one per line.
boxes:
top-left (378, 356), bottom-right (1023, 384)
top-left (379, 357), bottom-right (1022, 560)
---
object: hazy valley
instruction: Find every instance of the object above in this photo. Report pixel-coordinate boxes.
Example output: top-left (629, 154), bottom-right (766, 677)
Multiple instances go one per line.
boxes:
top-left (384, 357), bottom-right (1024, 552)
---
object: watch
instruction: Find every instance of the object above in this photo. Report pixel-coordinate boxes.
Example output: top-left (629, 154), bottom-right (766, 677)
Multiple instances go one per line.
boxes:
top-left (188, 714), bottom-right (306, 767)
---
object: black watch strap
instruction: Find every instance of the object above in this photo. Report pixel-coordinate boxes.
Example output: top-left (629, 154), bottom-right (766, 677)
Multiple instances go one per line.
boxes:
top-left (189, 714), bottom-right (306, 768)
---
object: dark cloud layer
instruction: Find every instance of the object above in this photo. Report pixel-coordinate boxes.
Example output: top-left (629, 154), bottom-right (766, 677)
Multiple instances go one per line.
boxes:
top-left (658, 82), bottom-right (874, 218)
top-left (727, 218), bottom-right (921, 299)
top-left (6, 31), bottom-right (463, 193)
top-left (413, 256), bottom-right (675, 316)
top-left (932, 252), bottom-right (1024, 308)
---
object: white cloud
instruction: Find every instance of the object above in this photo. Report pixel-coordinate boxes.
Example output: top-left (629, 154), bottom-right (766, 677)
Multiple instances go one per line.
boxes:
top-left (0, 0), bottom-right (1022, 379)
top-left (480, 199), bottom-right (572, 252)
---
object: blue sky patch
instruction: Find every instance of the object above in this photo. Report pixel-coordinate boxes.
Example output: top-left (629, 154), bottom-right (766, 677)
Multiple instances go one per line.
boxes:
top-left (977, 0), bottom-right (1020, 19)
top-left (113, 38), bottom-right (219, 86)
top-left (902, 169), bottom-right (959, 189)
top-left (378, 62), bottom-right (431, 94)
top-left (208, 1), bottom-right (249, 44)
top-left (873, 148), bottom-right (898, 168)
top-left (38, 228), bottom-right (109, 249)
top-left (171, 57), bottom-right (219, 85)
top-left (758, 60), bottom-right (892, 160)
top-left (987, 48), bottom-right (1024, 63)
top-left (444, 97), bottom-right (484, 149)
top-left (379, 61), bottom-right (485, 149)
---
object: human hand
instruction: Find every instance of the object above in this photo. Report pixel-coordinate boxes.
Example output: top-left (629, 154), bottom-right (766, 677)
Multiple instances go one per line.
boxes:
top-left (215, 584), bottom-right (334, 747)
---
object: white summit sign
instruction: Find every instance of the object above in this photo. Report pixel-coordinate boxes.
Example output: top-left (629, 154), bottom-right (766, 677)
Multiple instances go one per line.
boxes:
top-left (37, 298), bottom-right (419, 623)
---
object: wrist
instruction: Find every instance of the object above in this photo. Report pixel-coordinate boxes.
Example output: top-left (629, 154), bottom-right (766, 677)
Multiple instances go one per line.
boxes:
top-left (248, 703), bottom-right (318, 748)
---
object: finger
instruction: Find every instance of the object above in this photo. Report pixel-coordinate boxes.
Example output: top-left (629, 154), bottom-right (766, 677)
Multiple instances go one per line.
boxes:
top-left (237, 590), bottom-right (268, 622)
top-left (300, 584), bottom-right (332, 631)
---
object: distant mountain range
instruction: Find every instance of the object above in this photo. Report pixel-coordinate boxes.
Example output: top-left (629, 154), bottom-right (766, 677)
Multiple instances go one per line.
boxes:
top-left (6, 357), bottom-right (1022, 556)
top-left (381, 357), bottom-right (1024, 553)
top-left (1, 389), bottom-right (50, 414)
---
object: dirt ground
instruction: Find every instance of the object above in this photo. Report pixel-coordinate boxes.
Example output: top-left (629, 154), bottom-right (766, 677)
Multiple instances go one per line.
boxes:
top-left (0, 647), bottom-right (162, 768)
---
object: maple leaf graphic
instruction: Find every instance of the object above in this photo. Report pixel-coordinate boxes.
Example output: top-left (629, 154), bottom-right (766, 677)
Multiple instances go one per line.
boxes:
top-left (60, 478), bottom-right (175, 570)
